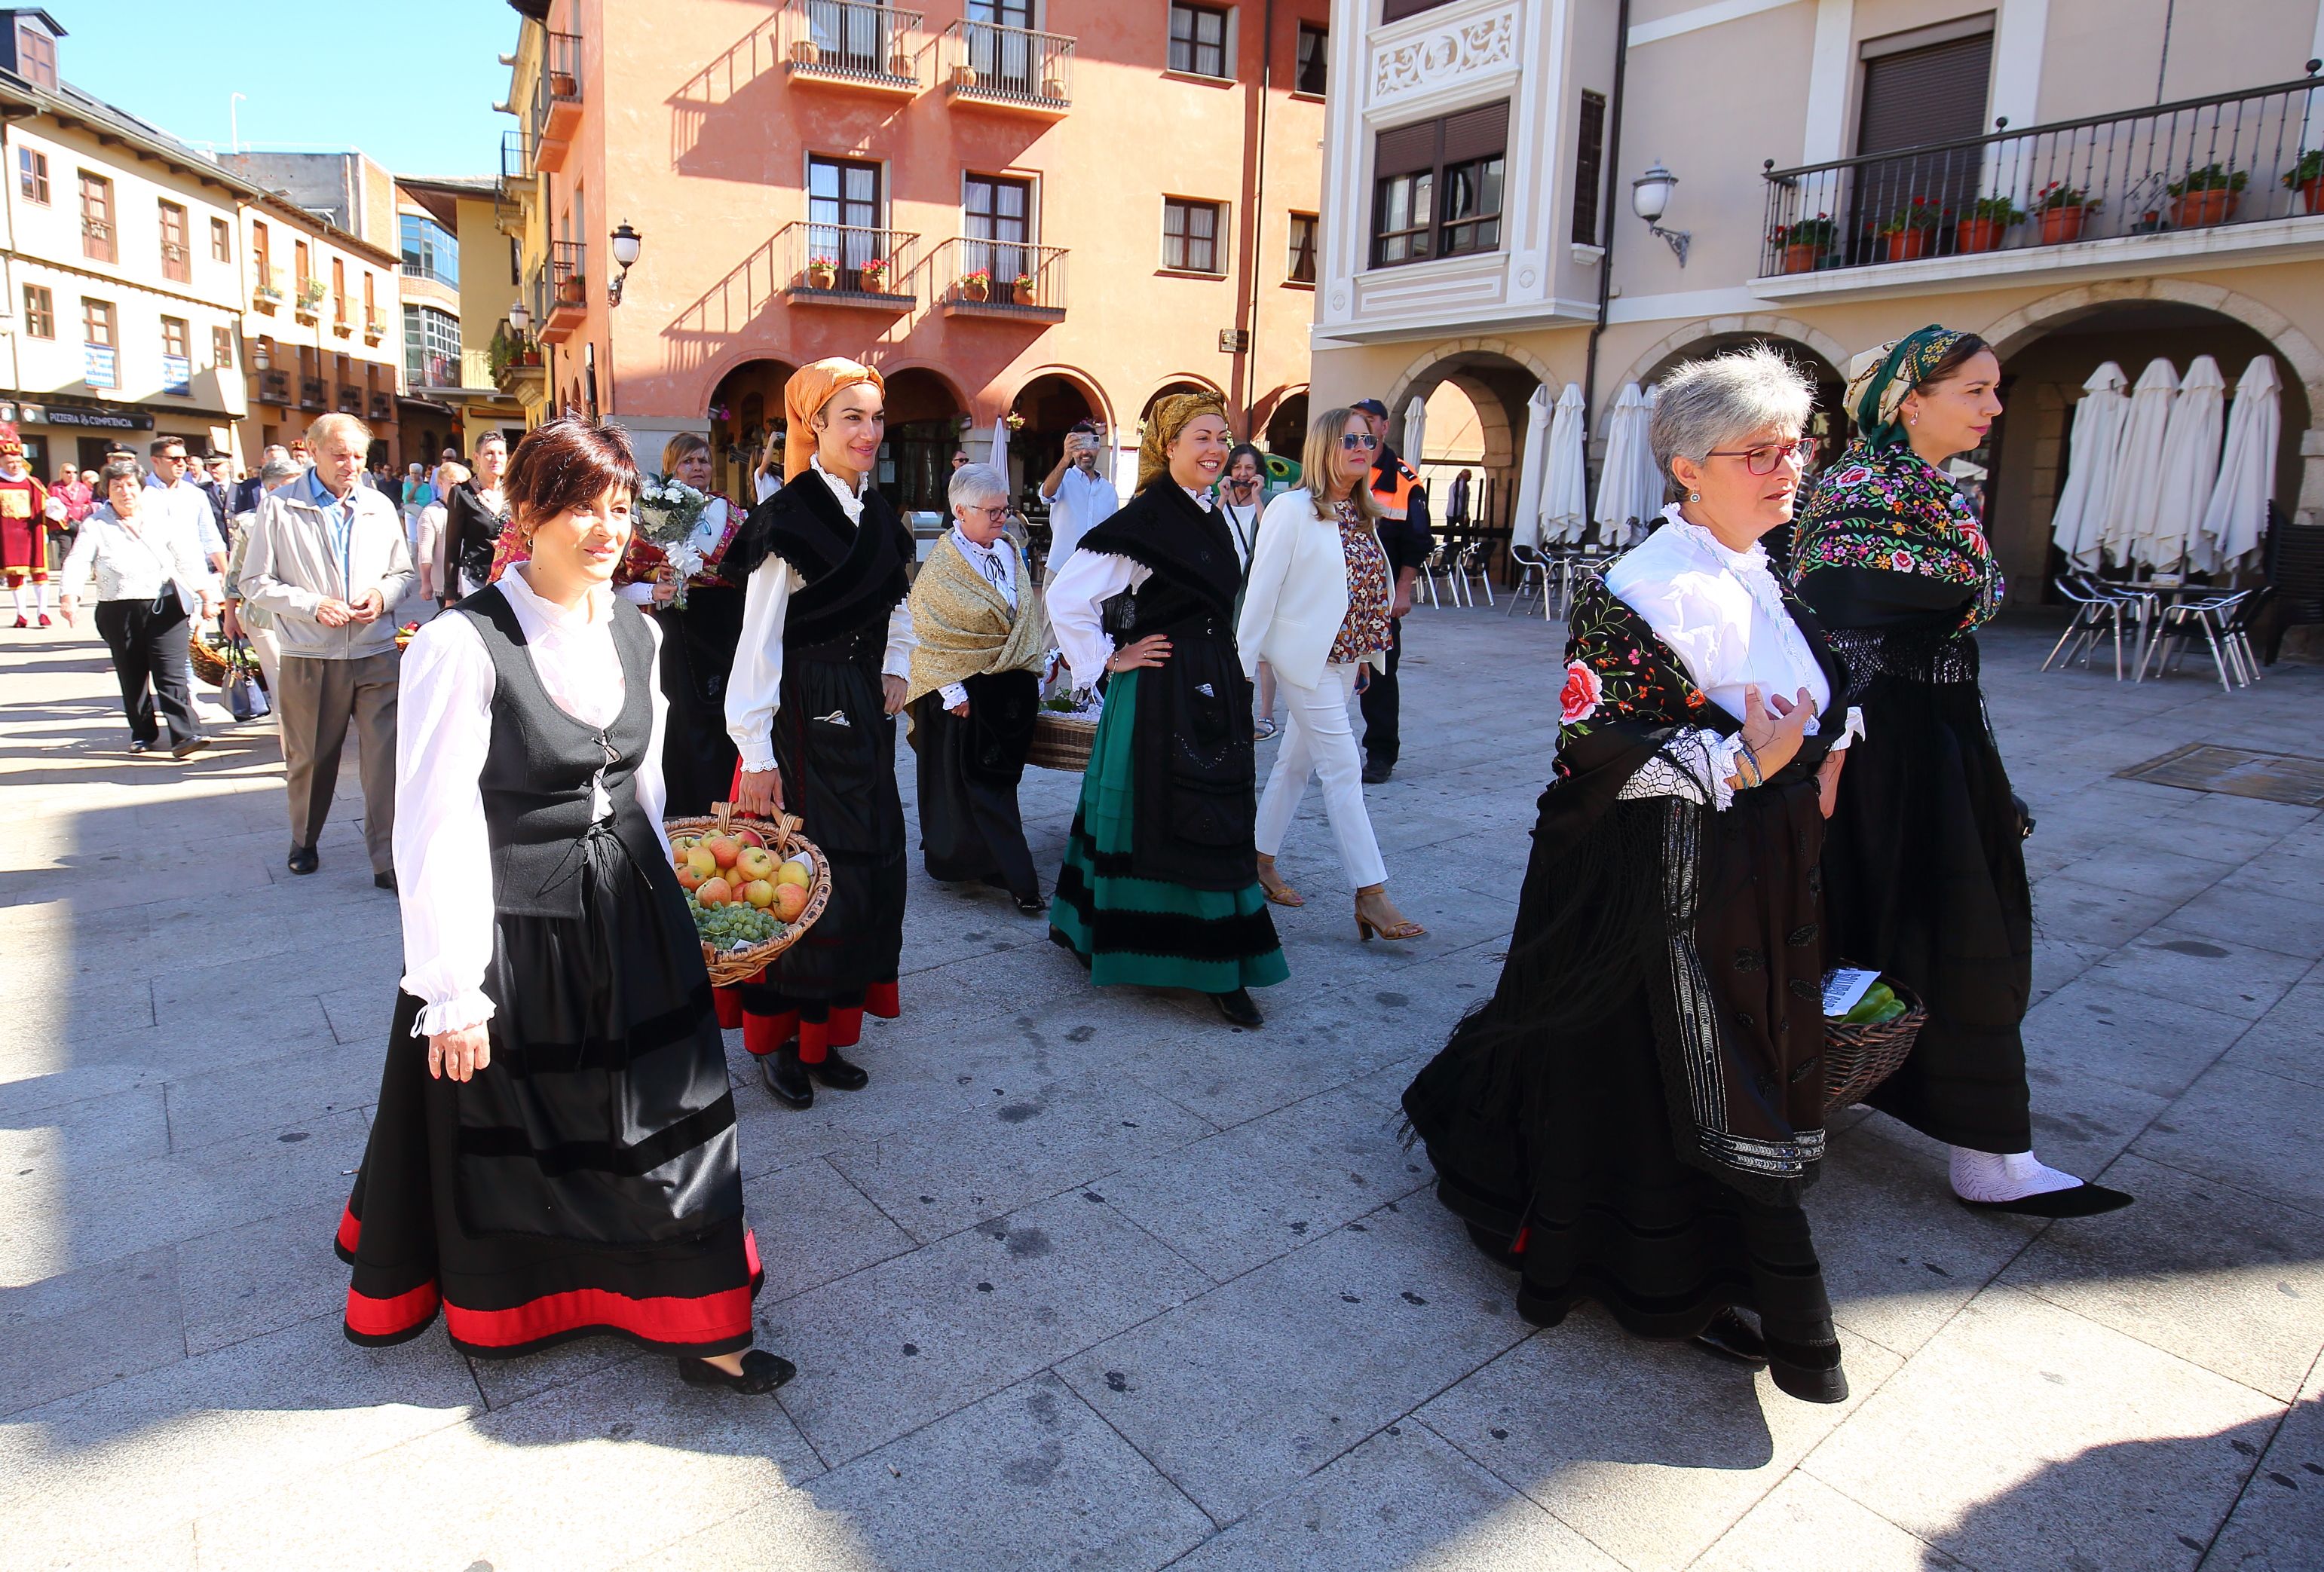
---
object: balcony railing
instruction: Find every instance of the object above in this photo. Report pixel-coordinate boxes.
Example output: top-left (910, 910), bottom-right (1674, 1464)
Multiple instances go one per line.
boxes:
top-left (782, 1), bottom-right (920, 91)
top-left (257, 369), bottom-right (289, 405)
top-left (777, 221), bottom-right (921, 307)
top-left (939, 19), bottom-right (1072, 112)
top-left (1759, 63), bottom-right (2324, 278)
top-left (543, 240), bottom-right (587, 341)
top-left (533, 29), bottom-right (584, 173)
top-left (335, 384), bottom-right (364, 415)
top-left (368, 390), bottom-right (393, 423)
top-left (253, 268), bottom-right (284, 310)
top-left (411, 352), bottom-right (461, 391)
top-left (298, 376), bottom-right (326, 411)
top-left (933, 237), bottom-right (1067, 320)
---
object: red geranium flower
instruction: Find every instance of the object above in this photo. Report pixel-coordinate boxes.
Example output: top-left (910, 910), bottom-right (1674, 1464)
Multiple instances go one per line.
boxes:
top-left (1560, 659), bottom-right (1603, 724)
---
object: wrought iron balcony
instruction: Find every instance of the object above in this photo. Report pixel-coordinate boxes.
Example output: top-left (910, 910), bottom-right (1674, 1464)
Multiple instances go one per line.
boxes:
top-left (938, 19), bottom-right (1071, 114)
top-left (298, 376), bottom-right (326, 411)
top-left (782, 1), bottom-right (920, 93)
top-left (932, 237), bottom-right (1067, 322)
top-left (1759, 63), bottom-right (2324, 280)
top-left (776, 221), bottom-right (921, 309)
top-left (543, 240), bottom-right (587, 342)
top-left (534, 29), bottom-right (583, 174)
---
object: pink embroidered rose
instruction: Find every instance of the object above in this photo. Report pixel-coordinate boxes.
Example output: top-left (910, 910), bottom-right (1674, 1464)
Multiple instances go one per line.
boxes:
top-left (1560, 659), bottom-right (1603, 724)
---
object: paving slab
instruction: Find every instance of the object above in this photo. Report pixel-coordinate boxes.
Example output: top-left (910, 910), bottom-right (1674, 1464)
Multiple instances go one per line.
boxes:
top-left (2023, 976), bottom-right (2255, 1102)
top-left (1694, 1470), bottom-right (1965, 1570)
top-left (2200, 1362), bottom-right (2324, 1572)
top-left (2218, 975), bottom-right (2324, 1090)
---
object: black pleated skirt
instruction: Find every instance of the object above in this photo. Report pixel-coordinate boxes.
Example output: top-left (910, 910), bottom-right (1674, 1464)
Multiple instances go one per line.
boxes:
top-left (911, 671), bottom-right (1038, 898)
top-left (338, 826), bottom-right (760, 1359)
top-left (1822, 669), bottom-right (2035, 1154)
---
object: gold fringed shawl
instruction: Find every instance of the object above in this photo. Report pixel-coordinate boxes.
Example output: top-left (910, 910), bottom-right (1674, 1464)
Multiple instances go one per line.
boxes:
top-left (903, 533), bottom-right (1052, 713)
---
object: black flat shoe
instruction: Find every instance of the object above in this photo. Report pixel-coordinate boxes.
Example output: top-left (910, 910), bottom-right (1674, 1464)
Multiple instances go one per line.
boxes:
top-left (807, 1043), bottom-right (868, 1091)
top-left (286, 845), bottom-right (319, 876)
top-left (1015, 891), bottom-right (1048, 915)
top-left (170, 734), bottom-right (210, 759)
top-left (1361, 760), bottom-right (1392, 785)
top-left (127, 739), bottom-right (152, 754)
top-left (1765, 1335), bottom-right (1849, 1405)
top-left (1463, 1222), bottom-right (1521, 1270)
top-left (677, 1348), bottom-right (795, 1393)
top-left (1211, 987), bottom-right (1263, 1028)
top-left (761, 1043), bottom-right (813, 1109)
top-left (1957, 1181), bottom-right (2134, 1219)
top-left (1692, 1308), bottom-right (1769, 1369)
top-left (373, 870), bottom-right (397, 892)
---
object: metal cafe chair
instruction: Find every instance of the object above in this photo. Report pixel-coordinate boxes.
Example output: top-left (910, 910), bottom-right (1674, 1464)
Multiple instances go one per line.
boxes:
top-left (1505, 542), bottom-right (1548, 617)
top-left (1456, 538), bottom-right (1496, 607)
top-left (1421, 541), bottom-right (1462, 607)
top-left (2043, 574), bottom-right (2130, 679)
top-left (2138, 589), bottom-right (2252, 691)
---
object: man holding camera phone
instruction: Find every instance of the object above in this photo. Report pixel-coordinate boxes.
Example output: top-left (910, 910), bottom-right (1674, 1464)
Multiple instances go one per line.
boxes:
top-left (1037, 419), bottom-right (1119, 572)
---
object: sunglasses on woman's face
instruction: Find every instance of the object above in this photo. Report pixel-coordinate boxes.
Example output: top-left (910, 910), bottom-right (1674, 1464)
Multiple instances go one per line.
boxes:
top-left (1704, 437), bottom-right (1812, 476)
top-left (1339, 433), bottom-right (1380, 451)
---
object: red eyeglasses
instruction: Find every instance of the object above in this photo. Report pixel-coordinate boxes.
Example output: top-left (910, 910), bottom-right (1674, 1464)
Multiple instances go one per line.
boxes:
top-left (1703, 437), bottom-right (1813, 476)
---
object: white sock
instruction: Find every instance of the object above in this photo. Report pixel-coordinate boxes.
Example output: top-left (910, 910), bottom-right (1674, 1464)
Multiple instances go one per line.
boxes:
top-left (8, 583), bottom-right (27, 617)
top-left (1950, 1147), bottom-right (2085, 1203)
top-left (34, 580), bottom-right (53, 615)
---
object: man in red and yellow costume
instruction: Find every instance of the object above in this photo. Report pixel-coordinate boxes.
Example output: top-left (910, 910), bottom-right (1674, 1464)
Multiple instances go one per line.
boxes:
top-left (0, 424), bottom-right (60, 627)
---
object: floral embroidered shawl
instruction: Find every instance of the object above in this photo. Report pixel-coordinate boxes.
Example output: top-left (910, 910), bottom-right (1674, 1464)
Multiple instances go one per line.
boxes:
top-left (1789, 441), bottom-right (2002, 632)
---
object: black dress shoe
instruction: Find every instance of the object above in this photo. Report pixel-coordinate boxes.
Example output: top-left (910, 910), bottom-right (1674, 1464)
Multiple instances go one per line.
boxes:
top-left (807, 1043), bottom-right (869, 1091)
top-left (1361, 760), bottom-right (1393, 785)
top-left (373, 870), bottom-right (397, 892)
top-left (1957, 1181), bottom-right (2134, 1219)
top-left (676, 1348), bottom-right (796, 1393)
top-left (170, 734), bottom-right (211, 759)
top-left (127, 739), bottom-right (152, 754)
top-left (1692, 1308), bottom-right (1770, 1369)
top-left (1015, 891), bottom-right (1048, 915)
top-left (286, 845), bottom-right (319, 876)
top-left (761, 1042), bottom-right (813, 1109)
top-left (1211, 987), bottom-right (1263, 1027)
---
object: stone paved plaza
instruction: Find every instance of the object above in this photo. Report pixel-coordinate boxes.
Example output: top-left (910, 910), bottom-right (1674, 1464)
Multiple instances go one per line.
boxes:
top-left (3, 602), bottom-right (2322, 1572)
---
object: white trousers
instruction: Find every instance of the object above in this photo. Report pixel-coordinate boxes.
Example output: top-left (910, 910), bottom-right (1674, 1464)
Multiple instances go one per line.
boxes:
top-left (1254, 661), bottom-right (1388, 890)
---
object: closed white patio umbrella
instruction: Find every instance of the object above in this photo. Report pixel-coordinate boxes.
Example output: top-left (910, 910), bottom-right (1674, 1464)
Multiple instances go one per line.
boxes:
top-left (1544, 382), bottom-right (1588, 545)
top-left (2100, 357), bottom-right (2179, 568)
top-left (2199, 355), bottom-right (2281, 571)
top-left (2050, 361), bottom-right (2128, 572)
top-left (987, 415), bottom-right (1009, 471)
top-left (1631, 384), bottom-right (1666, 541)
top-left (1401, 393), bottom-right (1428, 468)
top-left (1593, 383), bottom-right (1650, 549)
top-left (2144, 355), bottom-right (2224, 571)
top-left (1508, 384), bottom-right (1554, 550)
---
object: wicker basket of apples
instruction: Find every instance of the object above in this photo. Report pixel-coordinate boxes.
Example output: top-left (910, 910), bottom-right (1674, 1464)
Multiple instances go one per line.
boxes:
top-left (664, 803), bottom-right (832, 986)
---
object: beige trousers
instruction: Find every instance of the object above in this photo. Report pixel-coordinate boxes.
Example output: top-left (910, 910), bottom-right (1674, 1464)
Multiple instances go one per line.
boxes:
top-left (274, 651), bottom-right (400, 871)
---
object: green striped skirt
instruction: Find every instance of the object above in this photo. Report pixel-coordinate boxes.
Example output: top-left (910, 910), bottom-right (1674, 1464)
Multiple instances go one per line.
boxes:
top-left (1049, 670), bottom-right (1288, 993)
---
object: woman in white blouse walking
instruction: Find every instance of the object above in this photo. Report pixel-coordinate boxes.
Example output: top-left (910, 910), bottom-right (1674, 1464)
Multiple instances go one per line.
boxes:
top-left (1237, 409), bottom-right (1423, 940)
top-left (337, 417), bottom-right (790, 1395)
top-left (58, 457), bottom-right (219, 757)
top-left (1404, 347), bottom-right (1861, 1405)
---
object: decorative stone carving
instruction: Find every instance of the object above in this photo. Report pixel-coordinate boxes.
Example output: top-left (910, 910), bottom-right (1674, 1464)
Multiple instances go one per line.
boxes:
top-left (1370, 5), bottom-right (1519, 108)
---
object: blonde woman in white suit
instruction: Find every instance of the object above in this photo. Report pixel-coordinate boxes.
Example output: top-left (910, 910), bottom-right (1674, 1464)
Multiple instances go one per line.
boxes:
top-left (1236, 408), bottom-right (1425, 941)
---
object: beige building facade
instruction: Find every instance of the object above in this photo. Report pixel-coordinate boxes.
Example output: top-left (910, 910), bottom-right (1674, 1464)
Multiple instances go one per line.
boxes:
top-left (1310, 0), bottom-right (2324, 603)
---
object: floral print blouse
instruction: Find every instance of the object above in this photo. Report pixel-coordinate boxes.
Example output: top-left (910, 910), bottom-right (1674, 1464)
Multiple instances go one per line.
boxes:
top-left (1328, 500), bottom-right (1393, 665)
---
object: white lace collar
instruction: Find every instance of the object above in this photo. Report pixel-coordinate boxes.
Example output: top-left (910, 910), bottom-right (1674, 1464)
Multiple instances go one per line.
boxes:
top-left (811, 454), bottom-right (867, 525)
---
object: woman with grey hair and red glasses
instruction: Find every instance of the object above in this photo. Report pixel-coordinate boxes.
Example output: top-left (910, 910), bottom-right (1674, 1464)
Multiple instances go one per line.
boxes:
top-left (1405, 345), bottom-right (1860, 1404)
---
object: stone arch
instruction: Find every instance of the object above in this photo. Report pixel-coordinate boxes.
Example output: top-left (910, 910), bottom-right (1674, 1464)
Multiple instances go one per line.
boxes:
top-left (1612, 313), bottom-right (1851, 394)
top-left (1006, 362), bottom-right (1116, 436)
top-left (1383, 335), bottom-right (1555, 414)
top-left (1978, 277), bottom-right (2324, 408)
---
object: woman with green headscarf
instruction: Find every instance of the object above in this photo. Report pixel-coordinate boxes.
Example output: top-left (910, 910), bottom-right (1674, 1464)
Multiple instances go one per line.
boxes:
top-left (1793, 326), bottom-right (2130, 1219)
top-left (1046, 393), bottom-right (1288, 1026)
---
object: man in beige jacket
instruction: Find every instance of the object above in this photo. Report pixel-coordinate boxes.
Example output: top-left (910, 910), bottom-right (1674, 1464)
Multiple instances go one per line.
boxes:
top-left (238, 413), bottom-right (415, 886)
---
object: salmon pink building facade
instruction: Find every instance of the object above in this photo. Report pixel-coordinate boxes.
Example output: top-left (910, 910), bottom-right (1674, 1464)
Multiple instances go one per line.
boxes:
top-left (499, 0), bottom-right (1333, 510)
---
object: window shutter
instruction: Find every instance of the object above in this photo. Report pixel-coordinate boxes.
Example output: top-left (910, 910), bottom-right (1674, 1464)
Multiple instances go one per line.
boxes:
top-left (1381, 0), bottom-right (1458, 21)
top-left (1442, 99), bottom-right (1508, 164)
top-left (1856, 33), bottom-right (1993, 156)
top-left (1375, 120), bottom-right (1440, 179)
top-left (1571, 90), bottom-right (1606, 246)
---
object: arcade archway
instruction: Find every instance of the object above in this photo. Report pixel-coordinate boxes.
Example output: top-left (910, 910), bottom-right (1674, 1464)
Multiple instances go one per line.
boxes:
top-left (707, 357), bottom-right (795, 501)
top-left (1008, 372), bottom-right (1102, 503)
top-left (881, 366), bottom-right (969, 515)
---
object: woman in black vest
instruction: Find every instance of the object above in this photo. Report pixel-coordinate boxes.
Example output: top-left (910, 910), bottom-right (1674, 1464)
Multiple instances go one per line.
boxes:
top-left (725, 359), bottom-right (917, 1109)
top-left (337, 417), bottom-right (789, 1394)
top-left (433, 431), bottom-right (509, 603)
top-left (1046, 392), bottom-right (1287, 1026)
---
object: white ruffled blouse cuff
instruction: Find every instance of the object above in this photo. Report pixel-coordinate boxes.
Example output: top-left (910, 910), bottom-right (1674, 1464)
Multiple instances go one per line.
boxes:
top-left (412, 991), bottom-right (496, 1038)
top-left (1826, 705), bottom-right (1866, 751)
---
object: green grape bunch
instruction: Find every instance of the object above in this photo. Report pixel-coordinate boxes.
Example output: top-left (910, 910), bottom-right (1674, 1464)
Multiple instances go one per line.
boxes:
top-left (685, 892), bottom-right (784, 951)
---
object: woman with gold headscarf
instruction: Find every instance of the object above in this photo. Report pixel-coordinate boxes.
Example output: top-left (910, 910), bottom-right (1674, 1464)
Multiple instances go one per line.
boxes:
top-left (1793, 326), bottom-right (2130, 1218)
top-left (1046, 392), bottom-right (1287, 1026)
top-left (722, 358), bottom-right (919, 1111)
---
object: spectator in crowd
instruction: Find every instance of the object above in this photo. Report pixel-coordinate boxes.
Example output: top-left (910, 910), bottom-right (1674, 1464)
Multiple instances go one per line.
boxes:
top-left (57, 457), bottom-right (219, 755)
top-left (1445, 467), bottom-right (1473, 528)
top-left (412, 463), bottom-right (462, 603)
top-left (232, 445), bottom-right (292, 516)
top-left (1036, 418), bottom-right (1117, 571)
top-left (222, 454), bottom-right (308, 723)
top-left (0, 426), bottom-right (60, 626)
top-left (1349, 398), bottom-right (1432, 784)
top-left (145, 436), bottom-right (229, 576)
top-left (436, 433), bottom-right (510, 603)
top-left (204, 454), bottom-right (234, 494)
top-left (237, 412), bottom-right (415, 885)
top-left (51, 463), bottom-right (94, 526)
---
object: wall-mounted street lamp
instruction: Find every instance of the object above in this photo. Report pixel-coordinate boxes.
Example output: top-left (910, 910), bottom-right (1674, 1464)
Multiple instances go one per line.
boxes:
top-left (608, 222), bottom-right (643, 306)
top-left (1631, 160), bottom-right (1691, 267)
top-left (508, 297), bottom-right (531, 335)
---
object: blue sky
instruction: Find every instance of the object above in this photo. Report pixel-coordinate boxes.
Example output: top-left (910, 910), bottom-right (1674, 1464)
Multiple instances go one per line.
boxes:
top-left (50, 0), bottom-right (515, 177)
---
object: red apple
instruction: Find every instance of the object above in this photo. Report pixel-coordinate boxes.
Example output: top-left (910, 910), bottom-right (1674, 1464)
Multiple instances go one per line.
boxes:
top-left (706, 836), bottom-right (741, 870)
top-left (676, 864), bottom-right (704, 892)
top-left (698, 876), bottom-right (733, 907)
top-left (772, 882), bottom-right (808, 922)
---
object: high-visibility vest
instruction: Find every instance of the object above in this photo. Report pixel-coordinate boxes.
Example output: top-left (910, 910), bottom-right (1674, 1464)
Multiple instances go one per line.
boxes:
top-left (1370, 457), bottom-right (1420, 521)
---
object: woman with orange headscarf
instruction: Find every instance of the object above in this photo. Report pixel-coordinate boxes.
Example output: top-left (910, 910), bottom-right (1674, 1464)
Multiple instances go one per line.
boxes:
top-left (722, 359), bottom-right (918, 1109)
top-left (1046, 392), bottom-right (1286, 1027)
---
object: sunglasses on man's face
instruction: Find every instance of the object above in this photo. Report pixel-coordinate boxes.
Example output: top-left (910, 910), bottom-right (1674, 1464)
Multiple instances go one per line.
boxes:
top-left (1339, 433), bottom-right (1380, 451)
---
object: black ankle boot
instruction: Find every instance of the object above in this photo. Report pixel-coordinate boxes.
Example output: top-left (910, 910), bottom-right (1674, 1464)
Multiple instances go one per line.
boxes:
top-left (1211, 987), bottom-right (1263, 1027)
top-left (807, 1043), bottom-right (868, 1091)
top-left (761, 1043), bottom-right (813, 1109)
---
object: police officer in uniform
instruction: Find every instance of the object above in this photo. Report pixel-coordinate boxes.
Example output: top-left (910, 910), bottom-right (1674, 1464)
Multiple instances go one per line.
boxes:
top-left (1349, 398), bottom-right (1431, 784)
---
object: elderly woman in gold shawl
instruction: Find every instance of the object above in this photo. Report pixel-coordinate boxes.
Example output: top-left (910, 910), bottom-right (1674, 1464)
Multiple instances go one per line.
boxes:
top-left (1045, 393), bottom-right (1287, 1027)
top-left (906, 461), bottom-right (1052, 913)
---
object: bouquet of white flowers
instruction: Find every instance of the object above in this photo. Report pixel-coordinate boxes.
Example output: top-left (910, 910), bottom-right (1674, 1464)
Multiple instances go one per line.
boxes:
top-left (635, 475), bottom-right (710, 607)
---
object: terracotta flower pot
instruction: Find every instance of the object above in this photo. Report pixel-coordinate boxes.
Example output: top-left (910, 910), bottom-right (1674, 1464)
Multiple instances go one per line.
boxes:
top-left (550, 72), bottom-right (577, 99)
top-left (788, 41), bottom-right (819, 66)
top-left (1882, 228), bottom-right (1933, 262)
top-left (960, 276), bottom-right (990, 303)
top-left (1781, 242), bottom-right (1823, 274)
top-left (951, 65), bottom-right (978, 90)
top-left (1955, 217), bottom-right (2009, 254)
top-left (807, 265), bottom-right (837, 290)
top-left (2170, 188), bottom-right (2239, 229)
top-left (2039, 205), bottom-right (2090, 244)
top-left (1013, 280), bottom-right (1037, 305)
top-left (2299, 176), bottom-right (2324, 216)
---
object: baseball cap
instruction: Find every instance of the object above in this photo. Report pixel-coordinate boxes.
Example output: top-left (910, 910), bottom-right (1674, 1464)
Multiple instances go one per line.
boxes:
top-left (1352, 398), bottom-right (1389, 417)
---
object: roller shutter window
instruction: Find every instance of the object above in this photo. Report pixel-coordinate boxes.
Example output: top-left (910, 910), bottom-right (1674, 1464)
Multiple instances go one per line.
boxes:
top-left (1851, 28), bottom-right (1993, 254)
top-left (1571, 90), bottom-right (1606, 246)
top-left (1371, 100), bottom-right (1508, 267)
